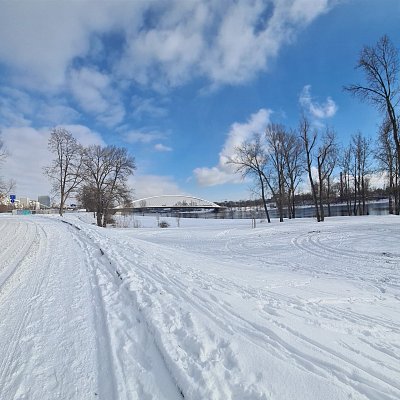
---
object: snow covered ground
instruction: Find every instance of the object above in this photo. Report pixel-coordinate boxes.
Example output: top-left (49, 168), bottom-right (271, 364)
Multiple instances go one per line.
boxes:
top-left (0, 213), bottom-right (399, 399)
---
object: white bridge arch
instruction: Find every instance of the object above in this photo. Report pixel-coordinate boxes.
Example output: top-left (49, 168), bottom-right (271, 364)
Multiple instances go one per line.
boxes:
top-left (131, 195), bottom-right (220, 209)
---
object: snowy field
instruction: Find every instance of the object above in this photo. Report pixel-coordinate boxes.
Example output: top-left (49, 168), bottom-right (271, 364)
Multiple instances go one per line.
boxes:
top-left (0, 213), bottom-right (399, 400)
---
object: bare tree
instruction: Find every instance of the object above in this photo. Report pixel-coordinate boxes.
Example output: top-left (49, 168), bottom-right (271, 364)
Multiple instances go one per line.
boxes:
top-left (323, 140), bottom-right (338, 218)
top-left (265, 124), bottom-right (287, 222)
top-left (282, 129), bottom-right (303, 219)
top-left (0, 178), bottom-right (16, 200)
top-left (345, 35), bottom-right (400, 213)
top-left (316, 129), bottom-right (337, 221)
top-left (299, 116), bottom-right (321, 221)
top-left (351, 132), bottom-right (372, 215)
top-left (299, 116), bottom-right (338, 222)
top-left (44, 128), bottom-right (84, 216)
top-left (228, 133), bottom-right (271, 223)
top-left (76, 184), bottom-right (97, 213)
top-left (339, 144), bottom-right (353, 216)
top-left (82, 145), bottom-right (136, 227)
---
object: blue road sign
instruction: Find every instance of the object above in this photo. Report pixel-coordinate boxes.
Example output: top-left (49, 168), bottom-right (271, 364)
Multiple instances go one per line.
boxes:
top-left (10, 194), bottom-right (16, 203)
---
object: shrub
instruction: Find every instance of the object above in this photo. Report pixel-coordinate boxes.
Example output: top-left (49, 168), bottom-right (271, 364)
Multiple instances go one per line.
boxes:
top-left (159, 220), bottom-right (170, 228)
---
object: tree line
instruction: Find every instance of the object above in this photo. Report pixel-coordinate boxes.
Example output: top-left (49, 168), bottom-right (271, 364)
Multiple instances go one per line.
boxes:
top-left (229, 35), bottom-right (400, 222)
top-left (45, 128), bottom-right (135, 227)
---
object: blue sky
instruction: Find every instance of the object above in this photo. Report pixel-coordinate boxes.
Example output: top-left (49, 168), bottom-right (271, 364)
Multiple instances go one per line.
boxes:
top-left (0, 0), bottom-right (399, 202)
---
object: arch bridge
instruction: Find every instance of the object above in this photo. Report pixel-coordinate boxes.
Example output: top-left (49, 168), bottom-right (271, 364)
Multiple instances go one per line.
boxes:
top-left (113, 195), bottom-right (221, 213)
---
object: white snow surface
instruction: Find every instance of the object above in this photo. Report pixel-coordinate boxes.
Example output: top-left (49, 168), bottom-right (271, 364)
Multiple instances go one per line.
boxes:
top-left (0, 213), bottom-right (399, 400)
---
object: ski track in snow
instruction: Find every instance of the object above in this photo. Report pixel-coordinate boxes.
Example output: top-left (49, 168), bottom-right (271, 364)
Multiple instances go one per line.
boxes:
top-left (64, 219), bottom-right (183, 400)
top-left (0, 217), bottom-right (99, 399)
top-left (0, 213), bottom-right (399, 399)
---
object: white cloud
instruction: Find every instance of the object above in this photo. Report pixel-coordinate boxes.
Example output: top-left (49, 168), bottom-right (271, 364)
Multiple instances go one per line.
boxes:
top-left (129, 174), bottom-right (184, 198)
top-left (194, 108), bottom-right (272, 186)
top-left (280, 0), bottom-right (333, 27)
top-left (119, 0), bottom-right (335, 89)
top-left (38, 105), bottom-right (81, 126)
top-left (154, 143), bottom-right (172, 152)
top-left (118, 1), bottom-right (207, 89)
top-left (0, 87), bottom-right (81, 127)
top-left (118, 0), bottom-right (336, 89)
top-left (193, 166), bottom-right (240, 187)
top-left (123, 130), bottom-right (165, 144)
top-left (0, 1), bottom-right (145, 90)
top-left (299, 85), bottom-right (338, 119)
top-left (203, 1), bottom-right (274, 85)
top-left (69, 67), bottom-right (125, 127)
top-left (0, 1), bottom-right (336, 91)
top-left (0, 87), bottom-right (34, 127)
top-left (57, 125), bottom-right (105, 147)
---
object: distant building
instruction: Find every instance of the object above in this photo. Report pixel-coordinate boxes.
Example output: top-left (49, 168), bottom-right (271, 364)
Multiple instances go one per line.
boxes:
top-left (38, 195), bottom-right (51, 208)
top-left (19, 197), bottom-right (29, 208)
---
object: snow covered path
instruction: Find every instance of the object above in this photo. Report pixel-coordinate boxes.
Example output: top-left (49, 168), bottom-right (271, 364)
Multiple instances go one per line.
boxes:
top-left (0, 215), bottom-right (181, 400)
top-left (0, 214), bottom-right (399, 399)
top-left (0, 216), bottom-right (101, 398)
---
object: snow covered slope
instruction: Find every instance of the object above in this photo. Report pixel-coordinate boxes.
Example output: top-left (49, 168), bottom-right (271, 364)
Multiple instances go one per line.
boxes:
top-left (0, 214), bottom-right (399, 399)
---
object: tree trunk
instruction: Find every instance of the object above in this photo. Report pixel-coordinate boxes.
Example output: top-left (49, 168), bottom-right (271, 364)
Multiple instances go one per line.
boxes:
top-left (347, 173), bottom-right (352, 216)
top-left (353, 165), bottom-right (358, 216)
top-left (396, 158), bottom-right (400, 215)
top-left (96, 209), bottom-right (102, 227)
top-left (278, 175), bottom-right (284, 223)
top-left (339, 172), bottom-right (344, 202)
top-left (327, 176), bottom-right (331, 217)
top-left (59, 199), bottom-right (64, 217)
top-left (317, 160), bottom-right (325, 222)
top-left (307, 164), bottom-right (320, 222)
top-left (361, 176), bottom-right (366, 215)
top-left (259, 172), bottom-right (271, 223)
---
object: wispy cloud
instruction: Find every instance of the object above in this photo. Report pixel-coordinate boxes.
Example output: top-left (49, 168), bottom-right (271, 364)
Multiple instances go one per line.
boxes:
top-left (122, 129), bottom-right (165, 144)
top-left (299, 85), bottom-right (338, 119)
top-left (194, 108), bottom-right (272, 186)
top-left (119, 1), bottom-right (336, 89)
top-left (69, 67), bottom-right (125, 127)
top-left (0, 87), bottom-right (81, 127)
top-left (0, 1), bottom-right (336, 93)
top-left (154, 143), bottom-right (172, 152)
